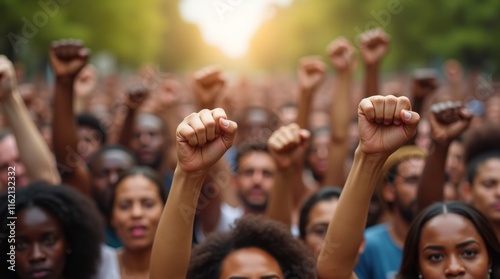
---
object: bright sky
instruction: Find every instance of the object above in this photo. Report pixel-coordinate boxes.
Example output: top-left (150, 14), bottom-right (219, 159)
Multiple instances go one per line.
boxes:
top-left (180, 0), bottom-right (292, 58)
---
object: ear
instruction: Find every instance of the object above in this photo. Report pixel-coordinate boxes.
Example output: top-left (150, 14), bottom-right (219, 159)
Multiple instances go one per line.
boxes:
top-left (461, 181), bottom-right (473, 204)
top-left (382, 182), bottom-right (395, 203)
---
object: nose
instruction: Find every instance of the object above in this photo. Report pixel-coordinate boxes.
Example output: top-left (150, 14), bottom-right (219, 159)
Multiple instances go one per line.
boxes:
top-left (251, 170), bottom-right (264, 184)
top-left (445, 255), bottom-right (465, 277)
top-left (131, 202), bottom-right (144, 218)
top-left (108, 171), bottom-right (119, 186)
top-left (139, 132), bottom-right (151, 145)
top-left (29, 243), bottom-right (46, 262)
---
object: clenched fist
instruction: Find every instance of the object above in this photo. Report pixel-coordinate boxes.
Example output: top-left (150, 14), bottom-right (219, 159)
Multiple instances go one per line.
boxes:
top-left (49, 39), bottom-right (89, 79)
top-left (268, 123), bottom-right (310, 169)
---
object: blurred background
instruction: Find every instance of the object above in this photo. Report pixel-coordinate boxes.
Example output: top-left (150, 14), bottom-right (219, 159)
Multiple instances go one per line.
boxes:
top-left (1, 0), bottom-right (499, 77)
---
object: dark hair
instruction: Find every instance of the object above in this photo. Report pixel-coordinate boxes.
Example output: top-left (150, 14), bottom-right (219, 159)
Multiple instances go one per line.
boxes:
top-left (464, 123), bottom-right (500, 183)
top-left (0, 182), bottom-right (103, 279)
top-left (235, 140), bottom-right (269, 172)
top-left (88, 144), bottom-right (136, 170)
top-left (299, 187), bottom-right (342, 240)
top-left (76, 113), bottom-right (107, 144)
top-left (107, 166), bottom-right (167, 223)
top-left (398, 201), bottom-right (500, 279)
top-left (188, 215), bottom-right (316, 279)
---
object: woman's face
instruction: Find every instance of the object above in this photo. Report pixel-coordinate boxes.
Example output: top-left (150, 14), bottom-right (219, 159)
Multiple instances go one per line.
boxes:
top-left (307, 133), bottom-right (329, 180)
top-left (111, 175), bottom-right (164, 251)
top-left (418, 213), bottom-right (490, 278)
top-left (16, 207), bottom-right (67, 279)
top-left (304, 199), bottom-right (339, 258)
top-left (219, 247), bottom-right (284, 279)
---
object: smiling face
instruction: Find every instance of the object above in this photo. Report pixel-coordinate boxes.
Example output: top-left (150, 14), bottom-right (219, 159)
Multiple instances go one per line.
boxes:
top-left (111, 175), bottom-right (164, 251)
top-left (219, 247), bottom-right (284, 279)
top-left (16, 207), bottom-right (67, 279)
top-left (418, 213), bottom-right (490, 279)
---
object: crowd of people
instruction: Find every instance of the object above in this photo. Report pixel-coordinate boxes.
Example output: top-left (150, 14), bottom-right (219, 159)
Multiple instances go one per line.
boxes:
top-left (0, 27), bottom-right (499, 279)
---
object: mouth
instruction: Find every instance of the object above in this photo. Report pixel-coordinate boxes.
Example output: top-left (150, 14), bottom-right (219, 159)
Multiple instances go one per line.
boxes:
top-left (492, 203), bottom-right (500, 211)
top-left (129, 225), bottom-right (148, 238)
top-left (30, 269), bottom-right (51, 279)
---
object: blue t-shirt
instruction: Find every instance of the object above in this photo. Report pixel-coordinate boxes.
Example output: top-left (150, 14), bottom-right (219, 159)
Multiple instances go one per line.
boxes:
top-left (355, 223), bottom-right (402, 279)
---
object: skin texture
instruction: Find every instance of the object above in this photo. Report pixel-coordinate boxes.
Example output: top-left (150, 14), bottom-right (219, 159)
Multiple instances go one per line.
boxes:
top-left (219, 247), bottom-right (284, 279)
top-left (392, 158), bottom-right (425, 223)
top-left (235, 152), bottom-right (276, 213)
top-left (466, 158), bottom-right (500, 225)
top-left (304, 199), bottom-right (339, 258)
top-left (76, 126), bottom-right (102, 163)
top-left (446, 141), bottom-right (465, 185)
top-left (16, 207), bottom-right (67, 279)
top-left (418, 214), bottom-right (489, 278)
top-left (0, 134), bottom-right (28, 187)
top-left (111, 175), bottom-right (164, 252)
top-left (130, 114), bottom-right (165, 169)
top-left (90, 150), bottom-right (135, 198)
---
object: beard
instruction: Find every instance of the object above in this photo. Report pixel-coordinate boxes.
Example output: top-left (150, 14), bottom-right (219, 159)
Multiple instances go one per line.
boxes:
top-left (238, 186), bottom-right (268, 213)
top-left (395, 197), bottom-right (417, 224)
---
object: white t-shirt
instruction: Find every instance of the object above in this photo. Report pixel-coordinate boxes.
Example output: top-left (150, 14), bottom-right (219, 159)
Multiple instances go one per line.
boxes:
top-left (94, 245), bottom-right (120, 279)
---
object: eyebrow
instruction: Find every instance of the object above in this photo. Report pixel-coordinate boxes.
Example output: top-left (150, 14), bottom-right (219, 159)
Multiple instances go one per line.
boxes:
top-left (424, 240), bottom-right (480, 251)
top-left (229, 276), bottom-right (280, 279)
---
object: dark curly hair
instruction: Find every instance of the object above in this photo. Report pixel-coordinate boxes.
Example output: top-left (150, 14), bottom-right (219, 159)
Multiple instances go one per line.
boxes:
top-left (187, 215), bottom-right (316, 279)
top-left (0, 182), bottom-right (103, 279)
top-left (398, 201), bottom-right (500, 279)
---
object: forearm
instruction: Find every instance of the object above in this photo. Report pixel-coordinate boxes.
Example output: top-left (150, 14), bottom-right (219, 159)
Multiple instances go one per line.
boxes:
top-left (364, 64), bottom-right (379, 97)
top-left (1, 92), bottom-right (60, 184)
top-left (118, 108), bottom-right (137, 148)
top-left (296, 88), bottom-right (314, 129)
top-left (317, 149), bottom-right (386, 279)
top-left (150, 167), bottom-right (205, 279)
top-left (417, 141), bottom-right (449, 212)
top-left (266, 167), bottom-right (295, 227)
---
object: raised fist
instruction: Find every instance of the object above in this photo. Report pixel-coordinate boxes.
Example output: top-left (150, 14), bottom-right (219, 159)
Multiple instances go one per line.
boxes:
top-left (193, 66), bottom-right (225, 108)
top-left (359, 28), bottom-right (390, 66)
top-left (298, 56), bottom-right (326, 91)
top-left (268, 123), bottom-right (310, 169)
top-left (49, 39), bottom-right (89, 78)
top-left (429, 100), bottom-right (472, 143)
top-left (0, 55), bottom-right (17, 101)
top-left (327, 37), bottom-right (356, 72)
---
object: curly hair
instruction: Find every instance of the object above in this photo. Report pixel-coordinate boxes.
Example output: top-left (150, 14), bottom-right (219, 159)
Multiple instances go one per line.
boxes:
top-left (398, 201), bottom-right (500, 279)
top-left (463, 123), bottom-right (500, 183)
top-left (188, 215), bottom-right (316, 279)
top-left (0, 182), bottom-right (103, 279)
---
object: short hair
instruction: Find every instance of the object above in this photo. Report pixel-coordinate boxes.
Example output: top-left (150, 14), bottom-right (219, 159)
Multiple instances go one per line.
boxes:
top-left (107, 166), bottom-right (167, 223)
top-left (464, 123), bottom-right (500, 184)
top-left (0, 182), bottom-right (103, 279)
top-left (299, 187), bottom-right (342, 240)
top-left (398, 201), bottom-right (500, 279)
top-left (88, 144), bottom-right (136, 170)
top-left (188, 215), bottom-right (316, 279)
top-left (76, 113), bottom-right (107, 144)
top-left (235, 140), bottom-right (269, 172)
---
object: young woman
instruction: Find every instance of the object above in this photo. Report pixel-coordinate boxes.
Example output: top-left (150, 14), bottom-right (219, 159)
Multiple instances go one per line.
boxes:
top-left (0, 182), bottom-right (102, 279)
top-left (108, 166), bottom-right (167, 279)
top-left (398, 201), bottom-right (500, 279)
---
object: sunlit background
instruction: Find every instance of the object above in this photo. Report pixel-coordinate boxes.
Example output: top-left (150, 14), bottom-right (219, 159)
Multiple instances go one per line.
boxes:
top-left (0, 0), bottom-right (499, 74)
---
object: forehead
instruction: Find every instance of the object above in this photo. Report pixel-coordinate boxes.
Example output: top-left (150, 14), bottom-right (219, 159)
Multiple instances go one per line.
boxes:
top-left (308, 199), bottom-right (339, 225)
top-left (239, 152), bottom-right (275, 169)
top-left (419, 213), bottom-right (484, 249)
top-left (18, 207), bottom-right (63, 235)
top-left (135, 114), bottom-right (163, 130)
top-left (115, 175), bottom-right (160, 198)
top-left (97, 150), bottom-right (134, 167)
top-left (220, 247), bottom-right (283, 278)
top-left (475, 158), bottom-right (500, 179)
top-left (397, 157), bottom-right (425, 174)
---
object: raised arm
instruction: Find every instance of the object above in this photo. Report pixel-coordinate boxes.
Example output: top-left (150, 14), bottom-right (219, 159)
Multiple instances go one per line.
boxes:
top-left (324, 38), bottom-right (356, 187)
top-left (50, 40), bottom-right (91, 195)
top-left (359, 28), bottom-right (389, 97)
top-left (266, 123), bottom-right (310, 227)
top-left (0, 56), bottom-right (60, 184)
top-left (118, 83), bottom-right (150, 148)
top-left (296, 57), bottom-right (326, 129)
top-left (317, 95), bottom-right (420, 279)
top-left (416, 100), bottom-right (471, 212)
top-left (150, 108), bottom-right (237, 279)
top-left (193, 66), bottom-right (225, 110)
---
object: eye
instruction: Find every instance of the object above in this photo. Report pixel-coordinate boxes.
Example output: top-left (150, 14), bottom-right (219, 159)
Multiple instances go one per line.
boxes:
top-left (462, 249), bottom-right (478, 259)
top-left (263, 170), bottom-right (274, 178)
top-left (427, 253), bottom-right (444, 262)
top-left (16, 239), bottom-right (29, 251)
top-left (118, 201), bottom-right (131, 210)
top-left (143, 199), bottom-right (156, 208)
top-left (43, 234), bottom-right (56, 246)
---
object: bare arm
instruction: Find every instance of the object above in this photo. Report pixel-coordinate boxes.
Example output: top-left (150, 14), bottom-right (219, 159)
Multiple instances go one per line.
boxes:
top-left (359, 29), bottom-right (389, 98)
top-left (150, 108), bottom-right (237, 279)
top-left (0, 56), bottom-right (60, 184)
top-left (50, 40), bottom-right (91, 195)
top-left (317, 95), bottom-right (420, 279)
top-left (296, 57), bottom-right (326, 129)
top-left (324, 38), bottom-right (356, 187)
top-left (118, 83), bottom-right (149, 148)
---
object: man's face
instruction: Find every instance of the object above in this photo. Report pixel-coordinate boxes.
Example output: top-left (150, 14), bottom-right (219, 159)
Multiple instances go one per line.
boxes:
top-left (77, 126), bottom-right (103, 163)
top-left (392, 157), bottom-right (425, 224)
top-left (235, 151), bottom-right (276, 213)
top-left (0, 135), bottom-right (28, 189)
top-left (130, 114), bottom-right (165, 169)
top-left (468, 158), bottom-right (500, 224)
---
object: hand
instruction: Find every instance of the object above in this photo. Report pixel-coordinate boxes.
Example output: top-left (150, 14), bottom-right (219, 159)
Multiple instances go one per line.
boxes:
top-left (0, 55), bottom-right (17, 101)
top-left (412, 69), bottom-right (438, 99)
top-left (193, 66), bottom-right (225, 108)
top-left (298, 56), bottom-right (326, 91)
top-left (358, 95), bottom-right (420, 156)
top-left (359, 28), bottom-right (389, 66)
top-left (429, 101), bottom-right (472, 143)
top-left (327, 37), bottom-right (357, 72)
top-left (125, 82), bottom-right (150, 110)
top-left (176, 108), bottom-right (237, 174)
top-left (156, 78), bottom-right (180, 107)
top-left (268, 123), bottom-right (310, 169)
top-left (49, 39), bottom-right (90, 79)
top-left (75, 65), bottom-right (97, 98)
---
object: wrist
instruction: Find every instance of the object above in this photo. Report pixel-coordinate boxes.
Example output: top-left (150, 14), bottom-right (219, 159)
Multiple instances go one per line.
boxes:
top-left (354, 147), bottom-right (389, 165)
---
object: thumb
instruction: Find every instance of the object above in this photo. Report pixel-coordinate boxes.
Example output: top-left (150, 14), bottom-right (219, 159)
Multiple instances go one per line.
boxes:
top-left (401, 109), bottom-right (420, 137)
top-left (219, 118), bottom-right (238, 149)
top-left (299, 129), bottom-right (311, 142)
